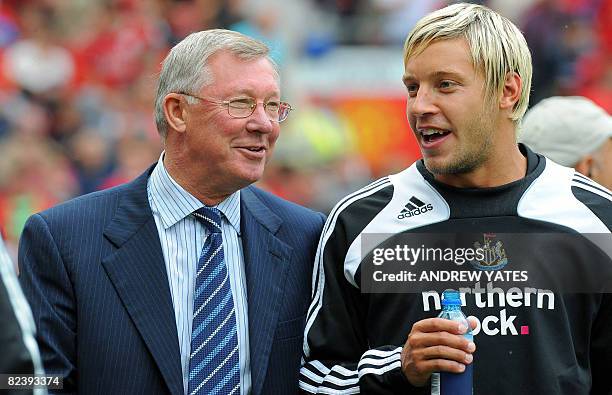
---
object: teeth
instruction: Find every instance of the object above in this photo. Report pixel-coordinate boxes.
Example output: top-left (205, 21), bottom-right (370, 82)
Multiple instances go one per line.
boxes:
top-left (420, 128), bottom-right (447, 136)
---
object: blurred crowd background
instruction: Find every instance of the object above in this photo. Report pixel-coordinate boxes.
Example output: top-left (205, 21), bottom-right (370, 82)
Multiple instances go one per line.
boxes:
top-left (0, 0), bottom-right (610, 254)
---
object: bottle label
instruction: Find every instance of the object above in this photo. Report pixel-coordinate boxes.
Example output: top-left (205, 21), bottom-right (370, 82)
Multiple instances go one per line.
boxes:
top-left (431, 373), bottom-right (440, 395)
top-left (439, 364), bottom-right (473, 395)
top-left (431, 333), bottom-right (473, 395)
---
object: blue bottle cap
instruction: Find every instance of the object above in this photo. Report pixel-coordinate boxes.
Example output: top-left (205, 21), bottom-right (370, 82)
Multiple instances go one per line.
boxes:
top-left (441, 289), bottom-right (462, 306)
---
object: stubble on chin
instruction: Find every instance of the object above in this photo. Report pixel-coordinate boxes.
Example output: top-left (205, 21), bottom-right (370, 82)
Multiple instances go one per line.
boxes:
top-left (424, 118), bottom-right (495, 175)
top-left (424, 148), bottom-right (488, 175)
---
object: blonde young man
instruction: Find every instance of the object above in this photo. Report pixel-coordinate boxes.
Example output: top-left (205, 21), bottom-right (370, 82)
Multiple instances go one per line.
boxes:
top-left (300, 3), bottom-right (612, 394)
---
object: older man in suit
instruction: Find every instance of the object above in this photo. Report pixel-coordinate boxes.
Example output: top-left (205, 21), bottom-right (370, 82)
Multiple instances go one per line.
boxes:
top-left (19, 29), bottom-right (324, 395)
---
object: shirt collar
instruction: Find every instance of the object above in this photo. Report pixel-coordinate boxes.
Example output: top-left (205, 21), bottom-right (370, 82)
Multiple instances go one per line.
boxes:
top-left (148, 152), bottom-right (241, 234)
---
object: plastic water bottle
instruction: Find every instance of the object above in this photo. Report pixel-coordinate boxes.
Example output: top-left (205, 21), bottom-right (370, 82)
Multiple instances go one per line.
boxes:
top-left (430, 289), bottom-right (473, 395)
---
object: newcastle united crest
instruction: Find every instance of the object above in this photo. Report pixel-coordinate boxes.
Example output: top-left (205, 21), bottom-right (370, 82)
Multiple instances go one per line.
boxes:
top-left (471, 233), bottom-right (508, 270)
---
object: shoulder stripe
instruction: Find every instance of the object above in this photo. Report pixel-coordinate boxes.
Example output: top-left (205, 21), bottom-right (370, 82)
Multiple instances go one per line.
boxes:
top-left (574, 172), bottom-right (594, 184)
top-left (310, 177), bottom-right (391, 296)
top-left (305, 178), bottom-right (393, 357)
top-left (306, 177), bottom-right (392, 318)
top-left (573, 173), bottom-right (612, 195)
top-left (572, 180), bottom-right (612, 201)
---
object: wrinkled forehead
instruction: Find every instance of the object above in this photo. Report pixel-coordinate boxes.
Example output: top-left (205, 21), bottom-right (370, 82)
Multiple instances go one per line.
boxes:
top-left (209, 50), bottom-right (279, 77)
top-left (204, 52), bottom-right (281, 96)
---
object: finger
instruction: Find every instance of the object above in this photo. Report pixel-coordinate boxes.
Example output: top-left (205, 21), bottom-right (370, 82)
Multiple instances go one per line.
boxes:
top-left (467, 316), bottom-right (478, 331)
top-left (410, 331), bottom-right (476, 353)
top-left (415, 358), bottom-right (467, 375)
top-left (412, 318), bottom-right (468, 335)
top-left (418, 345), bottom-right (474, 365)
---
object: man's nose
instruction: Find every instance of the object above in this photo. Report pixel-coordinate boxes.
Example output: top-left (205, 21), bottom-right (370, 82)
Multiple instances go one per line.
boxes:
top-left (409, 89), bottom-right (438, 117)
top-left (246, 103), bottom-right (274, 134)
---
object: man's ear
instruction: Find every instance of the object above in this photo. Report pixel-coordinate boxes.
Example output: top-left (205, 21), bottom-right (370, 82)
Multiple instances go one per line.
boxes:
top-left (575, 155), bottom-right (594, 177)
top-left (499, 72), bottom-right (522, 111)
top-left (163, 93), bottom-right (188, 133)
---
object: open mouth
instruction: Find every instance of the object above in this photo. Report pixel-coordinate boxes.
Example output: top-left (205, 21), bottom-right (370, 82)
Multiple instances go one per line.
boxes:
top-left (419, 128), bottom-right (451, 145)
top-left (245, 147), bottom-right (265, 152)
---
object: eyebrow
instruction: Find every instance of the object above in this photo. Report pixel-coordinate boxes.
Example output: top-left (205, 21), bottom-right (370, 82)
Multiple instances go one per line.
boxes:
top-left (402, 70), bottom-right (465, 83)
top-left (231, 88), bottom-right (281, 98)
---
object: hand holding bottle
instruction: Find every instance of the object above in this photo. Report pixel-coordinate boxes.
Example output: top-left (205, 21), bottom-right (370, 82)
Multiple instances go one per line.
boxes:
top-left (400, 315), bottom-right (477, 387)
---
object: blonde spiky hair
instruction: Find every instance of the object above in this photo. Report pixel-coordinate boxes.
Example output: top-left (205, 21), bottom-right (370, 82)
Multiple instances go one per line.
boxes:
top-left (403, 3), bottom-right (532, 124)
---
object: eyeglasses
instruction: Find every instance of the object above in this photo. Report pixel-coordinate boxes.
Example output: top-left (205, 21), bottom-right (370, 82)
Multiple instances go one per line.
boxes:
top-left (179, 92), bottom-right (293, 123)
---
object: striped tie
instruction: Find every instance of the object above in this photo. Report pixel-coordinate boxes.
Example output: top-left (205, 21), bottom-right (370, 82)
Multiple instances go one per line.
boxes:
top-left (188, 207), bottom-right (240, 395)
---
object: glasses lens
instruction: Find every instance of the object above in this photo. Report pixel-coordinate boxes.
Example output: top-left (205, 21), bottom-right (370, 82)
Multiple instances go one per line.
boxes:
top-left (228, 98), bottom-right (255, 118)
top-left (278, 102), bottom-right (291, 122)
top-left (264, 101), bottom-right (280, 121)
top-left (226, 98), bottom-right (291, 122)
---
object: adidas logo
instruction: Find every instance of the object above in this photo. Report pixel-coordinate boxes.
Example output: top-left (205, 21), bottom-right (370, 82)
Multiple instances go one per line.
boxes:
top-left (397, 196), bottom-right (433, 219)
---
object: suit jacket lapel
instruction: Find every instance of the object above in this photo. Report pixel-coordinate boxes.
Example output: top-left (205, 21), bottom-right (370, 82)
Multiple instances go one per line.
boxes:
top-left (101, 165), bottom-right (184, 395)
top-left (241, 187), bottom-right (293, 395)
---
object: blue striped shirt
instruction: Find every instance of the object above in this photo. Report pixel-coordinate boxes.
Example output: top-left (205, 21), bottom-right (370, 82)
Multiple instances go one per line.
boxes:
top-left (147, 154), bottom-right (251, 395)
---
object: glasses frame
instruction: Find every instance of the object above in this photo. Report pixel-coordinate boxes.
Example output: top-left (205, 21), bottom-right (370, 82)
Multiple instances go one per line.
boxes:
top-left (178, 92), bottom-right (293, 123)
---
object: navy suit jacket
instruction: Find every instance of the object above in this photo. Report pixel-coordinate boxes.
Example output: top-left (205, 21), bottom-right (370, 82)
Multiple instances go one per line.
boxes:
top-left (18, 165), bottom-right (325, 395)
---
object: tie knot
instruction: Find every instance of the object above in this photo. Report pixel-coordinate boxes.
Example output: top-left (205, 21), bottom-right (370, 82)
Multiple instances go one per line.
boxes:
top-left (193, 207), bottom-right (222, 234)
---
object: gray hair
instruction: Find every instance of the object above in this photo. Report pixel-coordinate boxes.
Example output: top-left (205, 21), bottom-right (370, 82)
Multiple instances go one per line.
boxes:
top-left (154, 29), bottom-right (277, 139)
top-left (403, 3), bottom-right (532, 124)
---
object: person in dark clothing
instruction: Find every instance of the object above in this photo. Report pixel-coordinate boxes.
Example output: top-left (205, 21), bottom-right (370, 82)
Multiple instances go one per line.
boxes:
top-left (0, 237), bottom-right (45, 395)
top-left (300, 3), bottom-right (612, 394)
